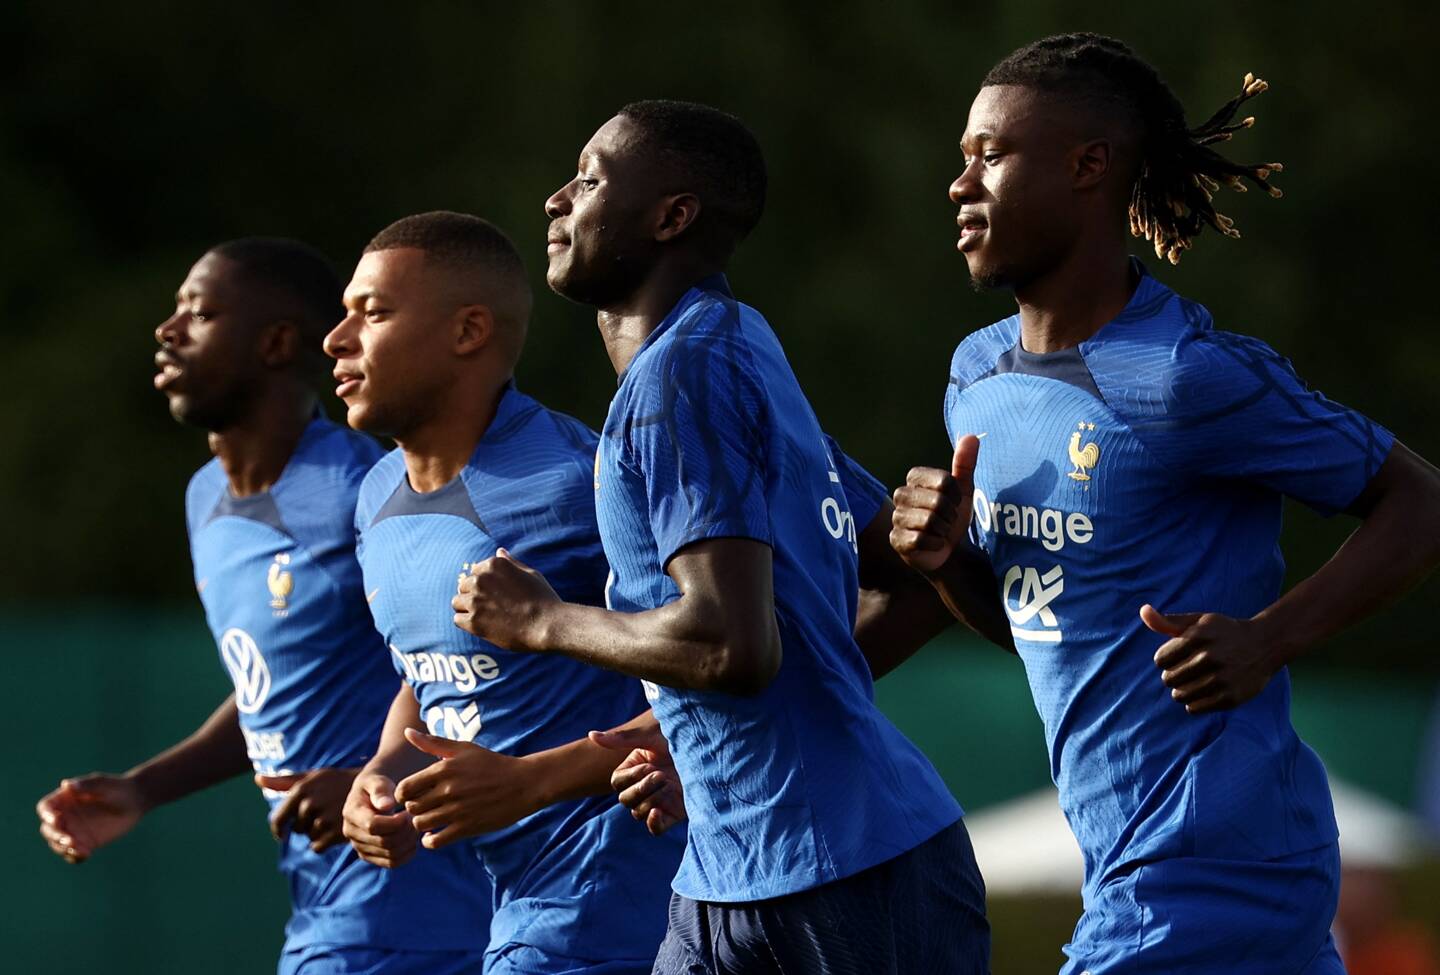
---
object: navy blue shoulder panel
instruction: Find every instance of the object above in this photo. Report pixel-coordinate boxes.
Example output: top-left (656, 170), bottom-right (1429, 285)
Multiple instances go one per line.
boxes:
top-left (983, 342), bottom-right (1104, 402)
top-left (369, 476), bottom-right (488, 534)
top-left (204, 490), bottom-right (290, 536)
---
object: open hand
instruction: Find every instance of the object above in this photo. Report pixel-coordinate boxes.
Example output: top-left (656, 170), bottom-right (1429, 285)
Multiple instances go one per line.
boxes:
top-left (452, 548), bottom-right (559, 651)
top-left (394, 729), bottom-right (541, 849)
top-left (255, 768), bottom-right (358, 853)
top-left (1142, 605), bottom-right (1279, 714)
top-left (36, 774), bottom-right (147, 864)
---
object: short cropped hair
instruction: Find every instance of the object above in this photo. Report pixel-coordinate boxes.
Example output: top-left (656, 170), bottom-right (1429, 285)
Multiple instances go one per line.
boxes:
top-left (364, 211), bottom-right (532, 367)
top-left (364, 211), bottom-right (527, 282)
top-left (618, 100), bottom-right (767, 254)
top-left (209, 236), bottom-right (343, 335)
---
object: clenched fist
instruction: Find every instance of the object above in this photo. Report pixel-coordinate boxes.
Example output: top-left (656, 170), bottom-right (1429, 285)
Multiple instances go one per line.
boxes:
top-left (452, 548), bottom-right (560, 651)
top-left (890, 435), bottom-right (979, 574)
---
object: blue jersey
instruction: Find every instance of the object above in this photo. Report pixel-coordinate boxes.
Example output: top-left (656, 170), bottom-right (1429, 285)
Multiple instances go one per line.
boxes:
top-left (825, 433), bottom-right (892, 534)
top-left (943, 261), bottom-right (1394, 896)
top-left (354, 386), bottom-right (682, 962)
top-left (595, 276), bottom-right (962, 903)
top-left (187, 416), bottom-right (492, 954)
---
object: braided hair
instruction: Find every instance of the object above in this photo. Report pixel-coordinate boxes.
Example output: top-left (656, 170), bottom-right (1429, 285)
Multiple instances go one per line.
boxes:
top-left (984, 33), bottom-right (1283, 264)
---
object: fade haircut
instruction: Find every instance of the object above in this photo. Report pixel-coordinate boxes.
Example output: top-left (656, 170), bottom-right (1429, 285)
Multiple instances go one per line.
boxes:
top-left (208, 237), bottom-right (343, 359)
top-left (618, 100), bottom-right (767, 256)
top-left (364, 211), bottom-right (532, 364)
top-left (985, 33), bottom-right (1283, 264)
top-left (365, 211), bottom-right (528, 284)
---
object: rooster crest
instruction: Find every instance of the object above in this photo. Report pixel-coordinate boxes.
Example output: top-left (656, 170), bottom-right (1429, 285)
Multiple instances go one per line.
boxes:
top-left (267, 554), bottom-right (293, 610)
top-left (1067, 422), bottom-right (1100, 482)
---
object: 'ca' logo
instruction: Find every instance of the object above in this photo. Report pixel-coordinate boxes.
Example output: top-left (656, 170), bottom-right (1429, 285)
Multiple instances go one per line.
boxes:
top-left (426, 702), bottom-right (482, 742)
top-left (1003, 565), bottom-right (1065, 644)
top-left (221, 628), bottom-right (272, 714)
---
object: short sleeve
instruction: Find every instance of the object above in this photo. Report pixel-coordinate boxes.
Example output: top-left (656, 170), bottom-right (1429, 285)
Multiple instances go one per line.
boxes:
top-left (1135, 330), bottom-right (1393, 515)
top-left (823, 435), bottom-right (890, 532)
top-left (626, 314), bottom-right (773, 566)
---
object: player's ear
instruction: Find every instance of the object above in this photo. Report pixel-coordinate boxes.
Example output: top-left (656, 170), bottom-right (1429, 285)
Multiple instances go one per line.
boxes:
top-left (259, 319), bottom-right (301, 369)
top-left (653, 192), bottom-right (701, 243)
top-left (1072, 138), bottom-right (1112, 191)
top-left (455, 304), bottom-right (495, 356)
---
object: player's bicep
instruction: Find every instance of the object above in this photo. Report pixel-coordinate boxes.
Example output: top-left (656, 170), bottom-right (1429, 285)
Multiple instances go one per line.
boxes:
top-left (631, 350), bottom-right (772, 564)
top-left (664, 536), bottom-right (780, 683)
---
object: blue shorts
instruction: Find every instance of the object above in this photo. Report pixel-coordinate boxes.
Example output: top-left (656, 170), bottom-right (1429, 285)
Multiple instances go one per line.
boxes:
top-left (278, 945), bottom-right (485, 974)
top-left (1062, 843), bottom-right (1344, 974)
top-left (652, 817), bottom-right (989, 975)
top-left (484, 942), bottom-right (654, 975)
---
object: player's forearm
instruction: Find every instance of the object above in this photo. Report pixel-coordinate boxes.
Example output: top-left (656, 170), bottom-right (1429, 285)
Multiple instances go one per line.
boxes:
top-left (855, 584), bottom-right (958, 679)
top-left (1254, 449), bottom-right (1440, 666)
top-left (126, 695), bottom-right (251, 811)
top-left (925, 548), bottom-right (1015, 653)
top-left (363, 684), bottom-right (435, 781)
top-left (538, 598), bottom-right (780, 695)
top-left (522, 710), bottom-right (660, 807)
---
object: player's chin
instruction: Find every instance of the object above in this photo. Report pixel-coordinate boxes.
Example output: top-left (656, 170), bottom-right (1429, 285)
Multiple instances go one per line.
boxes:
top-left (164, 392), bottom-right (192, 423)
top-left (544, 261), bottom-right (578, 300)
top-left (545, 258), bottom-right (604, 306)
top-left (340, 398), bottom-right (383, 434)
top-left (964, 256), bottom-right (1012, 293)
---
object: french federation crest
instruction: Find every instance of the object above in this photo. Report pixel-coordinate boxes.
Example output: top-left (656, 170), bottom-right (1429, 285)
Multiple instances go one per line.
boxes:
top-left (1067, 422), bottom-right (1100, 483)
top-left (267, 553), bottom-right (293, 615)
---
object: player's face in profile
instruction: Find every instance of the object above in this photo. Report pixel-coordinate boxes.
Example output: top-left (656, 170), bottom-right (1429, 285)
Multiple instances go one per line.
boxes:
top-left (326, 247), bottom-right (456, 439)
top-left (544, 114), bottom-right (658, 307)
top-left (950, 85), bottom-right (1085, 291)
top-left (154, 252), bottom-right (266, 429)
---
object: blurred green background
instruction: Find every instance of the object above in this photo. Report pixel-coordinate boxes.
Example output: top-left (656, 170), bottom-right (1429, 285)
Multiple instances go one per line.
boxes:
top-left (5, 1), bottom-right (1439, 972)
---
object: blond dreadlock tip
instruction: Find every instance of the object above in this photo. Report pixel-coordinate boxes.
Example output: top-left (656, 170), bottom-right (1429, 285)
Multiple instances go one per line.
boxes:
top-left (1268, 186), bottom-right (1283, 199)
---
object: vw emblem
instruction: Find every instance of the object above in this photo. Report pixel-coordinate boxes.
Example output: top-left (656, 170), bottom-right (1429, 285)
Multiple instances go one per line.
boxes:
top-left (221, 628), bottom-right (272, 714)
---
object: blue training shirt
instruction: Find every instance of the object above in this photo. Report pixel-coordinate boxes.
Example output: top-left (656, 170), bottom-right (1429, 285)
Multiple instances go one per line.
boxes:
top-left (943, 260), bottom-right (1394, 896)
top-left (354, 386), bottom-right (683, 961)
top-left (186, 415), bottom-right (492, 953)
top-left (595, 275), bottom-right (962, 903)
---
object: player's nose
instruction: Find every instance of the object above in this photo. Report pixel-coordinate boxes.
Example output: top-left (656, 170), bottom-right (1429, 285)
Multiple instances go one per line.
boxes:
top-left (322, 315), bottom-right (356, 359)
top-left (949, 161), bottom-right (983, 205)
top-left (155, 311), bottom-right (182, 346)
top-left (544, 184), bottom-right (571, 219)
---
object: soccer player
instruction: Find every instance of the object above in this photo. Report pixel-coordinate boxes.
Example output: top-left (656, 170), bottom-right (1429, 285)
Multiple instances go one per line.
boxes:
top-left (36, 239), bottom-right (492, 974)
top-left (452, 102), bottom-right (992, 973)
top-left (326, 211), bottom-right (685, 974)
top-left (891, 33), bottom-right (1440, 974)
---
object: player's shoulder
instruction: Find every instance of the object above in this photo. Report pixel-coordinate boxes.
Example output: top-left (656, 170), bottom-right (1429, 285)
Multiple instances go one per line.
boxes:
top-left (273, 417), bottom-right (382, 530)
top-left (457, 388), bottom-right (597, 504)
top-left (1083, 272), bottom-right (1290, 421)
top-left (355, 446), bottom-right (408, 524)
top-left (184, 457), bottom-right (227, 535)
top-left (484, 387), bottom-right (598, 461)
top-left (298, 416), bottom-right (386, 476)
top-left (948, 314), bottom-right (1021, 394)
top-left (624, 288), bottom-right (769, 424)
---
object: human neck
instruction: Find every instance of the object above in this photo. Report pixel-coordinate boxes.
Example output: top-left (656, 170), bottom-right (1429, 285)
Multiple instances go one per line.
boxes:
top-left (397, 376), bottom-right (508, 493)
top-left (595, 255), bottom-right (724, 375)
top-left (209, 388), bottom-right (317, 497)
top-left (1013, 242), bottom-right (1136, 354)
